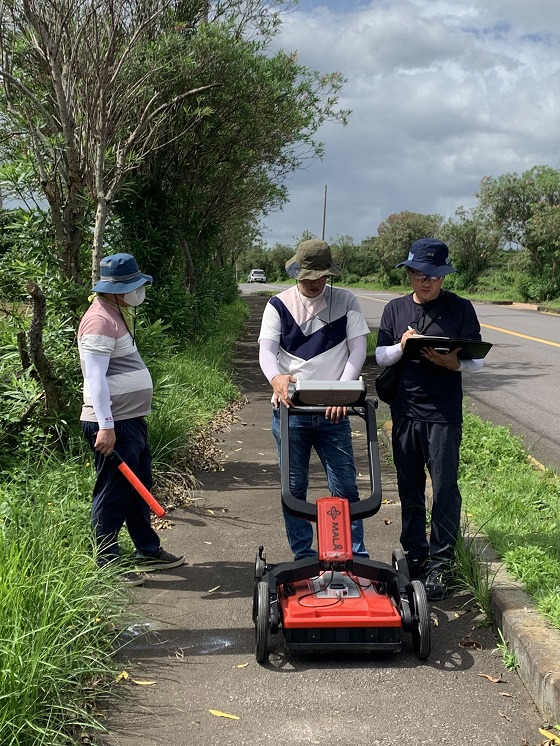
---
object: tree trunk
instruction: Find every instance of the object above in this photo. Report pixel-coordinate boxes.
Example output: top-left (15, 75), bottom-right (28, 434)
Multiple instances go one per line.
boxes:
top-left (92, 198), bottom-right (110, 286)
top-left (27, 281), bottom-right (64, 414)
top-left (181, 237), bottom-right (197, 293)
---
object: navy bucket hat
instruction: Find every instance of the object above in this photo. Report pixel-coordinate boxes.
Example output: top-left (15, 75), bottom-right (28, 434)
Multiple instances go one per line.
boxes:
top-left (91, 253), bottom-right (153, 294)
top-left (395, 238), bottom-right (455, 277)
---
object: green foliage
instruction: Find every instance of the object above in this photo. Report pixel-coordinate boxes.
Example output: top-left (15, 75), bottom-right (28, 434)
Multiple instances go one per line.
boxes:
top-left (0, 455), bottom-right (125, 745)
top-left (0, 296), bottom-right (250, 742)
top-left (516, 274), bottom-right (560, 302)
top-left (460, 411), bottom-right (560, 630)
top-left (453, 531), bottom-right (494, 623)
top-left (477, 165), bottom-right (560, 247)
top-left (441, 207), bottom-right (500, 290)
top-left (494, 630), bottom-right (519, 671)
top-left (148, 299), bottom-right (247, 465)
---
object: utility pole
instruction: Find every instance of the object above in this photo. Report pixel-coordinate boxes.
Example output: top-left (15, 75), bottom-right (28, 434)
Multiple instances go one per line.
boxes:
top-left (321, 185), bottom-right (327, 241)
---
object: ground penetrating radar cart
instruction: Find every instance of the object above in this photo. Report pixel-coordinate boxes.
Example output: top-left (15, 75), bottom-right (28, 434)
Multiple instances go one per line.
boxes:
top-left (252, 380), bottom-right (430, 663)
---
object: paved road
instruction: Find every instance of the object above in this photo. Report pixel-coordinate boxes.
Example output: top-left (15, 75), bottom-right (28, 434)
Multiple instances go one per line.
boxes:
top-left (103, 295), bottom-right (545, 746)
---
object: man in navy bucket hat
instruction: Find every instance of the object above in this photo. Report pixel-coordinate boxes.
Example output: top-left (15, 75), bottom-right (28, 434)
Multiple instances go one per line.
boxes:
top-left (375, 238), bottom-right (484, 601)
top-left (79, 253), bottom-right (184, 585)
top-left (395, 238), bottom-right (456, 277)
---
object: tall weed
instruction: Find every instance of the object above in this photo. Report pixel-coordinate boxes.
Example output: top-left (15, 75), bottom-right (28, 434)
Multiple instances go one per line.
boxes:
top-left (460, 411), bottom-right (560, 629)
top-left (0, 459), bottom-right (126, 745)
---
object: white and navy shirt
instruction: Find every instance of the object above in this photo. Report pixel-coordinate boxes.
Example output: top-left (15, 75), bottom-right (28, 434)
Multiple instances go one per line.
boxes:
top-left (78, 297), bottom-right (153, 423)
top-left (258, 285), bottom-right (370, 380)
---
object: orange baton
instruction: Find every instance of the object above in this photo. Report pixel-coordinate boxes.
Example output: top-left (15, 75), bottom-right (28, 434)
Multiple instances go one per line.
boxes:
top-left (111, 451), bottom-right (166, 518)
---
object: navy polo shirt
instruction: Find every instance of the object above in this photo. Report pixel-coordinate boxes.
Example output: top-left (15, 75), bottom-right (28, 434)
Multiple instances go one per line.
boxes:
top-left (377, 292), bottom-right (481, 424)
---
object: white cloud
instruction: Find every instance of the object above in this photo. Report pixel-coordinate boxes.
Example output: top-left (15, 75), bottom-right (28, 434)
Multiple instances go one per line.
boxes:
top-left (262, 0), bottom-right (560, 247)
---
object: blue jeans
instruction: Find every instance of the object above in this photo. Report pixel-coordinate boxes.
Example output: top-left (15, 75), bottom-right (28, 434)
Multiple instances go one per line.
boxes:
top-left (272, 408), bottom-right (368, 560)
top-left (81, 418), bottom-right (161, 564)
top-left (392, 414), bottom-right (462, 572)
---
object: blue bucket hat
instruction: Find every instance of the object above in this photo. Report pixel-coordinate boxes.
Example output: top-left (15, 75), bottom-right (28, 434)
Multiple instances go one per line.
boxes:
top-left (395, 238), bottom-right (455, 277)
top-left (91, 253), bottom-right (153, 294)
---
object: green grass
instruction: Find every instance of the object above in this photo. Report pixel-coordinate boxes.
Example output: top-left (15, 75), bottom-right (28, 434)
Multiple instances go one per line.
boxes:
top-left (0, 298), bottom-right (250, 745)
top-left (0, 455), bottom-right (128, 746)
top-left (460, 411), bottom-right (560, 629)
top-left (148, 299), bottom-right (248, 466)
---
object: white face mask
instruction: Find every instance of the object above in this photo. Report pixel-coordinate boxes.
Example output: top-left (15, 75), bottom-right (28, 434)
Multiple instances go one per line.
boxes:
top-left (123, 285), bottom-right (146, 307)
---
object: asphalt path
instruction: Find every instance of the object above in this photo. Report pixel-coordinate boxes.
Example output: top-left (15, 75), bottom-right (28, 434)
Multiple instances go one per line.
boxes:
top-left (103, 294), bottom-right (546, 746)
top-left (244, 282), bottom-right (560, 471)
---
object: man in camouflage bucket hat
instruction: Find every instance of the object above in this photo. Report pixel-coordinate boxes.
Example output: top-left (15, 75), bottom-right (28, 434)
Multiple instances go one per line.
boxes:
top-left (258, 238), bottom-right (370, 560)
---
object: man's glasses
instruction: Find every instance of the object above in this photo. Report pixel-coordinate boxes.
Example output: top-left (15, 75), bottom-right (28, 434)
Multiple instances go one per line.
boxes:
top-left (408, 270), bottom-right (441, 282)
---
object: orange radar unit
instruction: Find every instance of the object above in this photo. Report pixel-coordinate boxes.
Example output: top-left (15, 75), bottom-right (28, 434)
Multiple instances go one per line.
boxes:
top-left (252, 381), bottom-right (431, 663)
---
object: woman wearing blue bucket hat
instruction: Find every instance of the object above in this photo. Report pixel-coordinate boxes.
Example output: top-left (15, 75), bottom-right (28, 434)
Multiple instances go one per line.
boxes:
top-left (78, 253), bottom-right (184, 585)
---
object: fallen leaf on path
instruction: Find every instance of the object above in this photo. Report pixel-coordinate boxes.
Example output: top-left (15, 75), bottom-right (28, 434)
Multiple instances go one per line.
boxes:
top-left (209, 710), bottom-right (240, 720)
top-left (384, 518), bottom-right (392, 525)
top-left (131, 679), bottom-right (156, 686)
top-left (499, 711), bottom-right (511, 721)
top-left (499, 692), bottom-right (513, 698)
top-left (477, 673), bottom-right (504, 683)
top-left (207, 509), bottom-right (215, 515)
top-left (459, 637), bottom-right (483, 650)
top-left (539, 728), bottom-right (560, 743)
top-left (115, 671), bottom-right (129, 683)
top-left (232, 476), bottom-right (242, 480)
top-left (207, 585), bottom-right (221, 593)
top-left (204, 541), bottom-right (212, 545)
top-left (235, 663), bottom-right (249, 669)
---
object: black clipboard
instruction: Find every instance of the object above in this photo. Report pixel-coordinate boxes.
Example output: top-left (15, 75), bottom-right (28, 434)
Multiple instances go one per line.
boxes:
top-left (402, 336), bottom-right (493, 360)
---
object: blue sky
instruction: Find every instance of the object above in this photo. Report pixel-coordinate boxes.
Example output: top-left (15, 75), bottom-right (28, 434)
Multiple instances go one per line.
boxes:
top-left (262, 0), bottom-right (560, 247)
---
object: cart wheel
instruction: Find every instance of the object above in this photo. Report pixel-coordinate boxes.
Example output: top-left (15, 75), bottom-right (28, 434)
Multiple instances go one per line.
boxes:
top-left (255, 581), bottom-right (270, 663)
top-left (252, 548), bottom-right (267, 624)
top-left (392, 547), bottom-right (410, 581)
top-left (410, 579), bottom-right (431, 660)
top-left (255, 547), bottom-right (266, 579)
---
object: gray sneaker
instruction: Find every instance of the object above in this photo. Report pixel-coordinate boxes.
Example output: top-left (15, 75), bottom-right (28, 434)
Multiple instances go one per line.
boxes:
top-left (135, 547), bottom-right (185, 572)
top-left (119, 571), bottom-right (145, 587)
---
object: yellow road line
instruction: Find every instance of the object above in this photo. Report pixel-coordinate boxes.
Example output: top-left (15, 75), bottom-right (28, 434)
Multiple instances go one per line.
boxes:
top-left (355, 294), bottom-right (387, 303)
top-left (481, 322), bottom-right (560, 348)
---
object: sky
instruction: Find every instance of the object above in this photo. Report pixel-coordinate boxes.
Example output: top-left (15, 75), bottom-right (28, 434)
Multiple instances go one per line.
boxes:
top-left (261, 0), bottom-right (560, 248)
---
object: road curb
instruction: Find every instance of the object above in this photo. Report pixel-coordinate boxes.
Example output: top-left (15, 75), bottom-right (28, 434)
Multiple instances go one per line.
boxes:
top-left (378, 420), bottom-right (560, 723)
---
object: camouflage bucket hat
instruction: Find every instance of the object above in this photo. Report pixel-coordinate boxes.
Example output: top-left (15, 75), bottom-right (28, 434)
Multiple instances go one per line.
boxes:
top-left (285, 239), bottom-right (341, 281)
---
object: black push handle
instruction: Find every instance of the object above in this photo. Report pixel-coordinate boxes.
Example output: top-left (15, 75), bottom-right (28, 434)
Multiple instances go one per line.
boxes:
top-left (279, 398), bottom-right (383, 522)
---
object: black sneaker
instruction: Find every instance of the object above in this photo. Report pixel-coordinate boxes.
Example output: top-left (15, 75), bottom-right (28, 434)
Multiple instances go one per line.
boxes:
top-left (135, 548), bottom-right (185, 572)
top-left (424, 569), bottom-right (452, 601)
top-left (408, 557), bottom-right (428, 579)
top-left (119, 571), bottom-right (145, 587)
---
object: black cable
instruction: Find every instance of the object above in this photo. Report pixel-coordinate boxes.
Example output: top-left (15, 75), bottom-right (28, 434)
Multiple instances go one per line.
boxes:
top-left (296, 570), bottom-right (342, 608)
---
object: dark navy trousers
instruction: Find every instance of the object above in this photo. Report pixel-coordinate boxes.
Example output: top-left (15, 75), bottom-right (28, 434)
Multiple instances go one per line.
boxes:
top-left (81, 417), bottom-right (160, 564)
top-left (391, 413), bottom-right (462, 572)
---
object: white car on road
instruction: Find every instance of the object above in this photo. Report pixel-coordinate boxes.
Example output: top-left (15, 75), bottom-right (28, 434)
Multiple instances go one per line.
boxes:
top-left (247, 269), bottom-right (267, 283)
